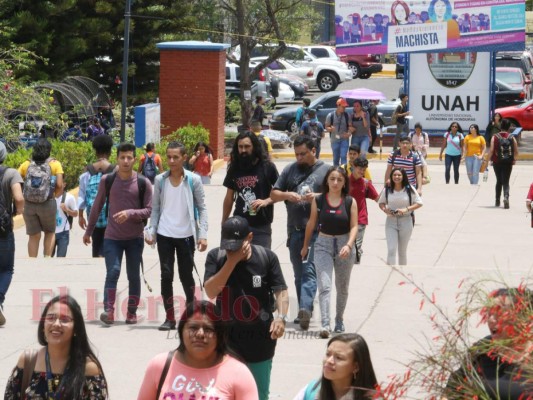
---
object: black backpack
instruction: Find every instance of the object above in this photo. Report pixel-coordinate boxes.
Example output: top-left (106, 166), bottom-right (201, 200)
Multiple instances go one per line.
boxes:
top-left (496, 133), bottom-right (514, 163)
top-left (0, 167), bottom-right (13, 236)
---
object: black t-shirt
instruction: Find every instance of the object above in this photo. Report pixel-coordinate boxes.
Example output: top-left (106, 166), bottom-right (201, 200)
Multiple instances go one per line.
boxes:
top-left (204, 245), bottom-right (288, 363)
top-left (396, 104), bottom-right (406, 124)
top-left (368, 104), bottom-right (378, 127)
top-left (223, 161), bottom-right (279, 227)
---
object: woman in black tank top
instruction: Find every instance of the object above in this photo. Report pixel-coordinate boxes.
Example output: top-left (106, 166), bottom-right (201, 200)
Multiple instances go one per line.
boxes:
top-left (301, 167), bottom-right (358, 338)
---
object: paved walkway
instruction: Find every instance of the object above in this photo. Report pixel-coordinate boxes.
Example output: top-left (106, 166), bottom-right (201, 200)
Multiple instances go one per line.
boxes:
top-left (1, 157), bottom-right (532, 398)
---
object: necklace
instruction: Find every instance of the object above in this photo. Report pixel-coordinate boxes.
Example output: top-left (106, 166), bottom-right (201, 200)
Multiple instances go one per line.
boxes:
top-left (45, 347), bottom-right (64, 400)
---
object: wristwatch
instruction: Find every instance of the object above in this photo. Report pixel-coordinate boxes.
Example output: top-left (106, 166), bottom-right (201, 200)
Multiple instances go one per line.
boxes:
top-left (278, 315), bottom-right (288, 325)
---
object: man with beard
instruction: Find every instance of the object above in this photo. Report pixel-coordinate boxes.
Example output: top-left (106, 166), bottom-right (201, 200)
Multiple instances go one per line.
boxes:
top-left (222, 131), bottom-right (279, 249)
top-left (271, 136), bottom-right (330, 329)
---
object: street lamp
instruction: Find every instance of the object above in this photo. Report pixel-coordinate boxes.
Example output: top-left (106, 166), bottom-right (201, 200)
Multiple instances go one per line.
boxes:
top-left (120, 0), bottom-right (132, 143)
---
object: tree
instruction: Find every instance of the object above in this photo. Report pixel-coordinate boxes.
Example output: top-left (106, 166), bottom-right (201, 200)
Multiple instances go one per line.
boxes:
top-left (0, 0), bottom-right (194, 100)
top-left (221, 0), bottom-right (320, 125)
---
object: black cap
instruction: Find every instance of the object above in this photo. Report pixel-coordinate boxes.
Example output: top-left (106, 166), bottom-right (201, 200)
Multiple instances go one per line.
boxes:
top-left (400, 134), bottom-right (411, 142)
top-left (220, 216), bottom-right (250, 251)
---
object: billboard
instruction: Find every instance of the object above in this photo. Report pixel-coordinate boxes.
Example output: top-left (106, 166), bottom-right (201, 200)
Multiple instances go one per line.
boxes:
top-left (335, 0), bottom-right (525, 55)
top-left (408, 52), bottom-right (491, 131)
top-left (134, 103), bottom-right (161, 148)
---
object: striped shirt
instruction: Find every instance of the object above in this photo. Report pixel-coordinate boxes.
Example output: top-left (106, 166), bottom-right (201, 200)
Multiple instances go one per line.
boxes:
top-left (387, 150), bottom-right (421, 187)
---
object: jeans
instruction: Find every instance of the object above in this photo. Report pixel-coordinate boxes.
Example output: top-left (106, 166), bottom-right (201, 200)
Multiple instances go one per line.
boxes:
top-left (288, 229), bottom-right (317, 312)
top-left (314, 233), bottom-right (355, 328)
top-left (92, 227), bottom-right (106, 257)
top-left (103, 237), bottom-right (144, 315)
top-left (465, 156), bottom-right (482, 184)
top-left (355, 224), bottom-right (367, 264)
top-left (0, 232), bottom-right (15, 305)
top-left (394, 122), bottom-right (409, 149)
top-left (445, 154), bottom-right (461, 184)
top-left (385, 216), bottom-right (413, 265)
top-left (250, 224), bottom-right (272, 249)
top-left (331, 139), bottom-right (349, 167)
top-left (493, 163), bottom-right (513, 201)
top-left (53, 230), bottom-right (70, 257)
top-left (157, 234), bottom-right (196, 320)
top-left (350, 135), bottom-right (370, 158)
top-left (247, 359), bottom-right (273, 400)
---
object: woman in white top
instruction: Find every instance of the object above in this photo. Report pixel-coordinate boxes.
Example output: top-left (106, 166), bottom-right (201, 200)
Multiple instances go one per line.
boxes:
top-left (378, 167), bottom-right (423, 265)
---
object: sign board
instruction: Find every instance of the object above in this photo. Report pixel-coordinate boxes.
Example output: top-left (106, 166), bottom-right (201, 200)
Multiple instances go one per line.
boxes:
top-left (335, 0), bottom-right (525, 55)
top-left (134, 103), bottom-right (161, 148)
top-left (408, 52), bottom-right (490, 131)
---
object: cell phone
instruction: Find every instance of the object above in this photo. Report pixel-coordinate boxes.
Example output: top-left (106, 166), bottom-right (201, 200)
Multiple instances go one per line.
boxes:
top-left (302, 247), bottom-right (311, 263)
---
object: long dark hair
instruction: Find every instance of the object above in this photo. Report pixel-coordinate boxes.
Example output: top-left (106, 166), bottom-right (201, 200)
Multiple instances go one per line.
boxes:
top-left (31, 138), bottom-right (52, 163)
top-left (38, 295), bottom-right (106, 399)
top-left (318, 333), bottom-right (378, 400)
top-left (322, 166), bottom-right (349, 196)
top-left (177, 300), bottom-right (230, 357)
top-left (447, 121), bottom-right (464, 134)
top-left (193, 141), bottom-right (212, 155)
top-left (388, 167), bottom-right (409, 191)
top-left (228, 131), bottom-right (266, 172)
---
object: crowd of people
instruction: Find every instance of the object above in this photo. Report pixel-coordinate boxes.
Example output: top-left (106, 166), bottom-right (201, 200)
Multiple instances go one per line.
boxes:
top-left (0, 105), bottom-right (531, 398)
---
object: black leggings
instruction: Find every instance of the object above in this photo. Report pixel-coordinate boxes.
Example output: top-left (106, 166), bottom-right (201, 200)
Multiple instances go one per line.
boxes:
top-left (445, 154), bottom-right (461, 184)
top-left (493, 163), bottom-right (513, 200)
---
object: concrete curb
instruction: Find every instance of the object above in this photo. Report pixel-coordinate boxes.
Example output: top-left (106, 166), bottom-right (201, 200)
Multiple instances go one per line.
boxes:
top-left (271, 152), bottom-right (533, 161)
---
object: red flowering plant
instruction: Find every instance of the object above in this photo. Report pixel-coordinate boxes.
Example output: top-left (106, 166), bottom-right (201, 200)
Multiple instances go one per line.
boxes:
top-left (373, 271), bottom-right (533, 400)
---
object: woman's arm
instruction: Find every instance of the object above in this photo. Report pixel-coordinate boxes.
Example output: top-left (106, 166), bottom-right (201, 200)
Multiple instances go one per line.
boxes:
top-left (301, 199), bottom-right (318, 259)
top-left (209, 154), bottom-right (214, 177)
top-left (439, 136), bottom-right (447, 160)
top-left (339, 198), bottom-right (358, 259)
top-left (487, 136), bottom-right (496, 161)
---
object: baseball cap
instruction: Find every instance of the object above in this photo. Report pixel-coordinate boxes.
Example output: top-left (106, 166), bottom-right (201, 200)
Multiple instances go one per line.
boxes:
top-left (220, 216), bottom-right (250, 251)
top-left (336, 98), bottom-right (349, 107)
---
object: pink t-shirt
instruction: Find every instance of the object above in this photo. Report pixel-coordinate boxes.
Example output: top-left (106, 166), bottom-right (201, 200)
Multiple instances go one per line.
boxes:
top-left (527, 183), bottom-right (533, 202)
top-left (137, 353), bottom-right (258, 400)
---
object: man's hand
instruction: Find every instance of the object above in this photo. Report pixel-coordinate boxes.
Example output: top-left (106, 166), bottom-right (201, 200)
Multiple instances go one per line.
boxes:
top-left (145, 237), bottom-right (155, 246)
top-left (60, 203), bottom-right (68, 213)
top-left (270, 318), bottom-right (285, 339)
top-left (113, 210), bottom-right (129, 224)
top-left (83, 235), bottom-right (91, 246)
top-left (301, 192), bottom-right (315, 203)
top-left (78, 215), bottom-right (87, 230)
top-left (285, 192), bottom-right (301, 203)
top-left (197, 239), bottom-right (207, 252)
top-left (226, 240), bottom-right (252, 265)
top-left (251, 199), bottom-right (270, 210)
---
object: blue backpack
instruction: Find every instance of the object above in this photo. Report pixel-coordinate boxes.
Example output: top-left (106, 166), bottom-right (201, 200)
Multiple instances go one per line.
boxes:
top-left (142, 153), bottom-right (157, 183)
top-left (85, 164), bottom-right (115, 228)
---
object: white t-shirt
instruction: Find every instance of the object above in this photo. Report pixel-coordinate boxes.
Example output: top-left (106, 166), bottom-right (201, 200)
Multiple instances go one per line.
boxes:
top-left (55, 193), bottom-right (78, 233)
top-left (378, 186), bottom-right (422, 213)
top-left (157, 179), bottom-right (194, 238)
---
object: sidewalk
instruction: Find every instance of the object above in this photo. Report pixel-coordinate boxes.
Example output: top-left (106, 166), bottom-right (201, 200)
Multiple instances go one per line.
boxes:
top-left (1, 158), bottom-right (532, 398)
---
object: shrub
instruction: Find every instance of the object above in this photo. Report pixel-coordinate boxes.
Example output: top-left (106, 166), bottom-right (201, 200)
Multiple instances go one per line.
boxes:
top-left (162, 123), bottom-right (210, 157)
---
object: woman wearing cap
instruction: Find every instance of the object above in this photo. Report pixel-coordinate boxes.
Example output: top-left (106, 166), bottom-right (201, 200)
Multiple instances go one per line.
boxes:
top-left (439, 121), bottom-right (464, 184)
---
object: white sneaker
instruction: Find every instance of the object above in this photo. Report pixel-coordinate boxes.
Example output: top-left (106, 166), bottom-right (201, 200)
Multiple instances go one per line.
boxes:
top-left (0, 304), bottom-right (5, 326)
top-left (319, 326), bottom-right (331, 339)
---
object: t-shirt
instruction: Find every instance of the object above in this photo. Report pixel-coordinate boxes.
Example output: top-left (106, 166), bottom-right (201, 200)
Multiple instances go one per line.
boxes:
top-left (273, 160), bottom-right (330, 229)
top-left (55, 192), bottom-right (78, 233)
top-left (348, 176), bottom-right (379, 226)
top-left (368, 104), bottom-right (378, 127)
top-left (157, 179), bottom-right (193, 238)
top-left (341, 162), bottom-right (372, 181)
top-left (464, 134), bottom-right (486, 157)
top-left (395, 103), bottom-right (407, 125)
top-left (204, 245), bottom-right (288, 363)
top-left (315, 194), bottom-right (352, 235)
top-left (527, 183), bottom-right (533, 202)
top-left (387, 151), bottom-right (421, 188)
top-left (326, 112), bottom-right (349, 144)
top-left (0, 167), bottom-right (23, 216)
top-left (18, 159), bottom-right (64, 178)
top-left (223, 162), bottom-right (279, 227)
top-left (193, 153), bottom-right (211, 177)
top-left (350, 112), bottom-right (369, 137)
top-left (137, 354), bottom-right (258, 400)
top-left (85, 172), bottom-right (152, 240)
top-left (444, 132), bottom-right (463, 156)
top-left (378, 186), bottom-right (423, 213)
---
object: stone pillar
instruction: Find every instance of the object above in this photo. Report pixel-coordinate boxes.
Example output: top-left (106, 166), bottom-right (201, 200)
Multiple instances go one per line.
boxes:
top-left (156, 41), bottom-right (229, 159)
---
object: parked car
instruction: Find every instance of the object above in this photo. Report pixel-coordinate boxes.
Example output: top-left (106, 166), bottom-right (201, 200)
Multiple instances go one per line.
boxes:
top-left (274, 81), bottom-right (295, 104)
top-left (495, 52), bottom-right (533, 97)
top-left (274, 73), bottom-right (308, 99)
top-left (303, 45), bottom-right (341, 61)
top-left (495, 99), bottom-right (533, 131)
top-left (252, 57), bottom-right (315, 88)
top-left (335, 52), bottom-right (382, 79)
top-left (236, 44), bottom-right (352, 92)
top-left (225, 62), bottom-right (272, 103)
top-left (396, 54), bottom-right (406, 79)
top-left (495, 67), bottom-right (531, 100)
top-left (494, 78), bottom-right (527, 108)
top-left (269, 90), bottom-right (395, 134)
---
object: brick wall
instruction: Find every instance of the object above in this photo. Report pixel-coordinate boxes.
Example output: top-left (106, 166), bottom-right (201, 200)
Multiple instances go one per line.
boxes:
top-left (158, 44), bottom-right (226, 159)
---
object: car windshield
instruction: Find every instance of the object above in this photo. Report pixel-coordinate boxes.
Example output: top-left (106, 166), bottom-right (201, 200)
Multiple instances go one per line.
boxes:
top-left (303, 49), bottom-right (317, 60)
top-left (497, 70), bottom-right (522, 84)
top-left (496, 58), bottom-right (523, 70)
top-left (282, 59), bottom-right (299, 68)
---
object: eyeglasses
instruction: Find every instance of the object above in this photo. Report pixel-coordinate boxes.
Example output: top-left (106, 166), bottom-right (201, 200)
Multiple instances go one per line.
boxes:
top-left (44, 314), bottom-right (74, 325)
top-left (186, 324), bottom-right (216, 338)
top-left (451, 125), bottom-right (458, 128)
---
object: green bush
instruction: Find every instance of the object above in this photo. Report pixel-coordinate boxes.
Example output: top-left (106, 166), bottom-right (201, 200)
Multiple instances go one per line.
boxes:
top-left (162, 123), bottom-right (210, 157)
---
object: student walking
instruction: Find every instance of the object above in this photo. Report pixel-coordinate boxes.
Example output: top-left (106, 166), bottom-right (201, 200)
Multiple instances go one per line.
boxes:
top-left (138, 143), bottom-right (163, 184)
top-left (378, 167), bottom-right (423, 265)
top-left (301, 167), bottom-right (357, 338)
top-left (439, 122), bottom-right (464, 184)
top-left (53, 181), bottom-right (78, 257)
top-left (188, 141), bottom-right (214, 184)
top-left (83, 143), bottom-right (152, 325)
top-left (463, 124), bottom-right (486, 185)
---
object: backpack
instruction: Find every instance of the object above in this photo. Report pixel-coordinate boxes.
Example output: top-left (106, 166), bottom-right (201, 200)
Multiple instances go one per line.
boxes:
top-left (104, 172), bottom-right (148, 226)
top-left (496, 133), bottom-right (514, 163)
top-left (296, 107), bottom-right (311, 127)
top-left (0, 167), bottom-right (13, 236)
top-left (141, 153), bottom-right (157, 183)
top-left (85, 164), bottom-right (115, 229)
top-left (304, 122), bottom-right (321, 141)
top-left (60, 192), bottom-right (74, 230)
top-left (408, 131), bottom-right (428, 145)
top-left (23, 158), bottom-right (53, 203)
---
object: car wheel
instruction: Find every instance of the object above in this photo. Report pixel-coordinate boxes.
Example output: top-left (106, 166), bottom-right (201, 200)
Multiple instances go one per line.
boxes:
top-left (317, 72), bottom-right (338, 92)
top-left (360, 73), bottom-right (371, 79)
top-left (349, 63), bottom-right (361, 79)
top-left (288, 119), bottom-right (299, 135)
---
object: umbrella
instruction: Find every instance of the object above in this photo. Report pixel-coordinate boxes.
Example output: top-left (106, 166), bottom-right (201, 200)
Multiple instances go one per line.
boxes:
top-left (339, 88), bottom-right (386, 101)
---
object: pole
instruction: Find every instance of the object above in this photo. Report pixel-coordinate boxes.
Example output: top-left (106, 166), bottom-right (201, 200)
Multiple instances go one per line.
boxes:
top-left (120, 0), bottom-right (132, 143)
